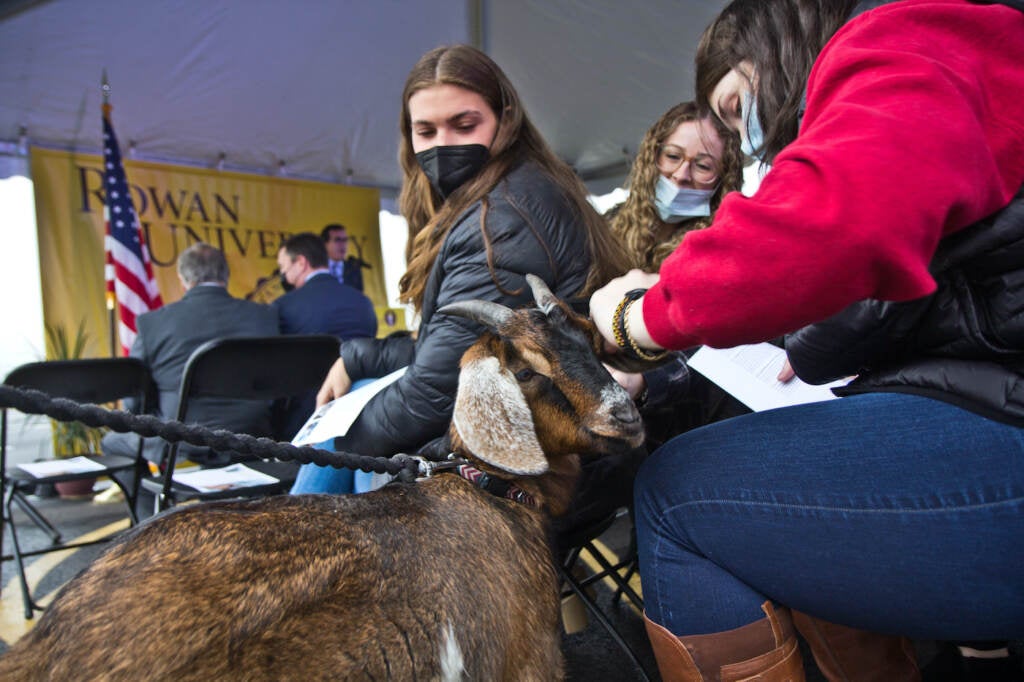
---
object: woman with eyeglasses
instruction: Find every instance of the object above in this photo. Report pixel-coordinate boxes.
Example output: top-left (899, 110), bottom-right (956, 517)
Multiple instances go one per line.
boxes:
top-left (588, 0), bottom-right (1024, 679)
top-left (609, 102), bottom-right (741, 272)
top-left (603, 102), bottom-right (746, 447)
top-left (552, 101), bottom-right (746, 555)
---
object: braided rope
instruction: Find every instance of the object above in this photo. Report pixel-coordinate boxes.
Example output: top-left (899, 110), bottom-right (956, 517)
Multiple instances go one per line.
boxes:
top-left (0, 384), bottom-right (421, 482)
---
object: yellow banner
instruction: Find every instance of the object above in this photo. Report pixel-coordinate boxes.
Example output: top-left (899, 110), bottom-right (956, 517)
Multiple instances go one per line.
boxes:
top-left (31, 146), bottom-right (385, 358)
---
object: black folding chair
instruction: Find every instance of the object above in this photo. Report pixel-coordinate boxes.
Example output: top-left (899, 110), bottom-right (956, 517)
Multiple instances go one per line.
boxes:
top-left (557, 507), bottom-right (652, 681)
top-left (1, 357), bottom-right (151, 618)
top-left (140, 334), bottom-right (340, 511)
top-left (553, 442), bottom-right (653, 680)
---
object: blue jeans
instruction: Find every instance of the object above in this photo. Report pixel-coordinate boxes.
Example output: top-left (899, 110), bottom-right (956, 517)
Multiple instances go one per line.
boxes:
top-left (289, 442), bottom-right (357, 494)
top-left (636, 393), bottom-right (1024, 640)
top-left (289, 379), bottom-right (379, 495)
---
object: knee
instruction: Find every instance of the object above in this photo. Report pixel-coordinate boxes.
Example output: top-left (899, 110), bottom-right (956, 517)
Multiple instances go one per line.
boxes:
top-left (633, 447), bottom-right (679, 533)
top-left (633, 442), bottom-right (685, 506)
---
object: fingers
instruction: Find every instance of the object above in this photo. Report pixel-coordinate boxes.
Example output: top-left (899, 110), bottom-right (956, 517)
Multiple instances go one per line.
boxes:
top-left (315, 382), bottom-right (334, 408)
top-left (315, 358), bottom-right (351, 407)
top-left (777, 358), bottom-right (796, 383)
top-left (589, 269), bottom-right (661, 350)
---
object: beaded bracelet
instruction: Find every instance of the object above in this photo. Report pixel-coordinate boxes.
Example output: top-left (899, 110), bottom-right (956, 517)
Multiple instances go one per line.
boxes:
top-left (611, 291), bottom-right (638, 353)
top-left (612, 288), bottom-right (668, 362)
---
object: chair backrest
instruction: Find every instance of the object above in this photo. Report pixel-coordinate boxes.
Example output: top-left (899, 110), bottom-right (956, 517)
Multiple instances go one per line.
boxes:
top-left (3, 358), bottom-right (151, 410)
top-left (1, 358), bottom-right (152, 473)
top-left (174, 335), bottom-right (340, 422)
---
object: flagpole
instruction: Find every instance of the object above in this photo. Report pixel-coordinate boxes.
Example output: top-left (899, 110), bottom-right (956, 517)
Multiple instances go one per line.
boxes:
top-left (102, 69), bottom-right (118, 358)
top-left (101, 69), bottom-right (163, 358)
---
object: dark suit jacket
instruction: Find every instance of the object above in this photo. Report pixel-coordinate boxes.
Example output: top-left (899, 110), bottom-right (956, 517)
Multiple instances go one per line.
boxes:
top-left (271, 272), bottom-right (377, 438)
top-left (328, 257), bottom-right (365, 291)
top-left (272, 272), bottom-right (377, 340)
top-left (102, 284), bottom-right (279, 465)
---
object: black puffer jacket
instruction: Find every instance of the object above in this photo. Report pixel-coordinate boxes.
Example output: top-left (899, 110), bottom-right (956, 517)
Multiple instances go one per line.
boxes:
top-left (337, 161), bottom-right (593, 456)
top-left (785, 185), bottom-right (1024, 426)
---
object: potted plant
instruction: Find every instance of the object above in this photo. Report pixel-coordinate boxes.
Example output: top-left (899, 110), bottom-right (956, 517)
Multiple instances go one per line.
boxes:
top-left (45, 321), bottom-right (107, 498)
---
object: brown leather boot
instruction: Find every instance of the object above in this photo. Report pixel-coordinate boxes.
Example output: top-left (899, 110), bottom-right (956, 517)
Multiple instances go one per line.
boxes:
top-left (643, 601), bottom-right (805, 681)
top-left (792, 612), bottom-right (920, 682)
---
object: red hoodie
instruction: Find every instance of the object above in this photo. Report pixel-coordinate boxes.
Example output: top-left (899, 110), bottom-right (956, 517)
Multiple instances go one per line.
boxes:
top-left (644, 0), bottom-right (1024, 350)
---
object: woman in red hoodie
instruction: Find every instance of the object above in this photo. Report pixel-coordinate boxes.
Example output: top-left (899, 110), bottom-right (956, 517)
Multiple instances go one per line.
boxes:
top-left (589, 1), bottom-right (1024, 680)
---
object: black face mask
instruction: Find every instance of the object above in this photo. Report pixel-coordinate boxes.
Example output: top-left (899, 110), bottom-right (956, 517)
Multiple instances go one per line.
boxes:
top-left (279, 273), bottom-right (294, 293)
top-left (414, 144), bottom-right (489, 199)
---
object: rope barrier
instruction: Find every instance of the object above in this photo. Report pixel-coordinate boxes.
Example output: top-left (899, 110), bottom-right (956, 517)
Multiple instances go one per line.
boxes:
top-left (0, 384), bottom-right (422, 482)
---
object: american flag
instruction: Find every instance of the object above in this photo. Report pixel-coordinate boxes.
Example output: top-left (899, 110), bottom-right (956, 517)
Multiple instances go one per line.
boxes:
top-left (103, 102), bottom-right (162, 355)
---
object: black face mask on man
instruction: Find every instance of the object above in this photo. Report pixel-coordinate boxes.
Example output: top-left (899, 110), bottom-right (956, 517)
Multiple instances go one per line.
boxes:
top-left (278, 271), bottom-right (295, 293)
top-left (414, 144), bottom-right (489, 199)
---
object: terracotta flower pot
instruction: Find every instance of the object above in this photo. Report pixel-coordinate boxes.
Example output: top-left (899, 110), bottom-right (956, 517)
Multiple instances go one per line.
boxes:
top-left (54, 477), bottom-right (97, 499)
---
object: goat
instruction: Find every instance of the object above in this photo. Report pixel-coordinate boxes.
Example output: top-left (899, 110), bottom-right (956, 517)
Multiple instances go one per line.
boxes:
top-left (0, 275), bottom-right (645, 682)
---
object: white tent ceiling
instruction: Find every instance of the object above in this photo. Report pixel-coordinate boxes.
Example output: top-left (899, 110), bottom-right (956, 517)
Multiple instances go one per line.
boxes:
top-left (0, 0), bottom-right (728, 198)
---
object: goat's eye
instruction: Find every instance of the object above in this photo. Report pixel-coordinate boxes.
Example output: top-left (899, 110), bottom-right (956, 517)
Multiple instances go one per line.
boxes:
top-left (514, 368), bottom-right (536, 382)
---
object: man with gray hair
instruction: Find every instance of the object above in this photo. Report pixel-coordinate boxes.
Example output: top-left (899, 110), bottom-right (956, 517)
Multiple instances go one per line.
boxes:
top-left (101, 242), bottom-right (279, 509)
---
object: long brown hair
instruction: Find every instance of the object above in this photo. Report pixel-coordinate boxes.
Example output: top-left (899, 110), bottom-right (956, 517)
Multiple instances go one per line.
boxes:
top-left (397, 44), bottom-right (628, 311)
top-left (610, 102), bottom-right (742, 270)
top-left (695, 0), bottom-right (857, 164)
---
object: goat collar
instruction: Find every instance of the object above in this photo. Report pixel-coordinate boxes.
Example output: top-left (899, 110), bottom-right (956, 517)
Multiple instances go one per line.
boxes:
top-left (414, 455), bottom-right (538, 508)
top-left (454, 463), bottom-right (537, 508)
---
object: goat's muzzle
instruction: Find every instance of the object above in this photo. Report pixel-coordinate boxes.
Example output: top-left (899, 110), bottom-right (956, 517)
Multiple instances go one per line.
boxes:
top-left (582, 391), bottom-right (645, 450)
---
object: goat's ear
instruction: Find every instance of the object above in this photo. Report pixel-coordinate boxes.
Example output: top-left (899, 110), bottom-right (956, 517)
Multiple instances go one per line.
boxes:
top-left (452, 356), bottom-right (548, 475)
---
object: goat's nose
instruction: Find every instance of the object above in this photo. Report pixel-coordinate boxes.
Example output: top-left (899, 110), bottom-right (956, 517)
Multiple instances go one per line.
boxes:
top-left (611, 402), bottom-right (641, 425)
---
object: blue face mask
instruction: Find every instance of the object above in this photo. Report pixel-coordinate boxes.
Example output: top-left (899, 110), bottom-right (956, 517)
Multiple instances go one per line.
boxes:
top-left (741, 90), bottom-right (765, 160)
top-left (654, 175), bottom-right (714, 223)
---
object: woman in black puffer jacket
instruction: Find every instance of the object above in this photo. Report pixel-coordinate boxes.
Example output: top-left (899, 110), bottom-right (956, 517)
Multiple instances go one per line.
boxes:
top-left (290, 45), bottom-right (628, 494)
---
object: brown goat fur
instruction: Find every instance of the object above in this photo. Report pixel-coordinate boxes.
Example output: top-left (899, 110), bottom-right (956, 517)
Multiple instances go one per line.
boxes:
top-left (0, 277), bottom-right (645, 681)
top-left (1, 489), bottom-right (560, 680)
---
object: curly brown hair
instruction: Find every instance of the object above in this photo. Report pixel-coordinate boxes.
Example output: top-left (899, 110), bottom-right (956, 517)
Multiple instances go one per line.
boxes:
top-left (609, 102), bottom-right (743, 270)
top-left (397, 45), bottom-right (629, 312)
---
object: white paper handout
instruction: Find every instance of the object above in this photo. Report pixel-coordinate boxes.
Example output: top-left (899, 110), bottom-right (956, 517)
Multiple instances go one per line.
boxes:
top-left (688, 343), bottom-right (850, 412)
top-left (18, 456), bottom-right (107, 478)
top-left (291, 367), bottom-right (408, 446)
top-left (172, 463), bottom-right (279, 492)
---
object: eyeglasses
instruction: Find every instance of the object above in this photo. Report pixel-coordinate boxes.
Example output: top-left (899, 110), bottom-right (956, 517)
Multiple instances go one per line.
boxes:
top-left (656, 145), bottom-right (719, 185)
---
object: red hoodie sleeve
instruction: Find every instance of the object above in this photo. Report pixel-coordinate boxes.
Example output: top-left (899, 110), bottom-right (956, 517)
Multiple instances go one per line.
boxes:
top-left (645, 0), bottom-right (1024, 350)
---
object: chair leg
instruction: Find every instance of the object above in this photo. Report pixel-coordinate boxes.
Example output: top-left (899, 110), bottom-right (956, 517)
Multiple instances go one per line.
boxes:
top-left (578, 540), bottom-right (644, 611)
top-left (612, 506), bottom-right (641, 607)
top-left (612, 558), bottom-right (639, 606)
top-left (11, 490), bottom-right (62, 543)
top-left (4, 486), bottom-right (41, 619)
top-left (559, 562), bottom-right (654, 681)
top-left (109, 473), bottom-right (140, 526)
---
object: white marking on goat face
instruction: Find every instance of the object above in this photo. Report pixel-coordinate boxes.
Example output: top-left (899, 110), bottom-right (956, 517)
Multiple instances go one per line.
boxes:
top-left (601, 382), bottom-right (633, 410)
top-left (440, 621), bottom-right (465, 682)
top-left (586, 383), bottom-right (639, 438)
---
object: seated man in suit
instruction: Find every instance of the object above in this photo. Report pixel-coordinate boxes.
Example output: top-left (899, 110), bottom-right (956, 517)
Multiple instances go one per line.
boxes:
top-left (274, 232), bottom-right (378, 340)
top-left (101, 242), bottom-right (280, 472)
top-left (321, 223), bottom-right (366, 292)
top-left (273, 233), bottom-right (378, 438)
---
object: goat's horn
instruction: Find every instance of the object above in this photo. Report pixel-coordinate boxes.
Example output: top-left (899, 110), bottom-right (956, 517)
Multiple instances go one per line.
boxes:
top-left (439, 300), bottom-right (513, 332)
top-left (525, 274), bottom-right (557, 315)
